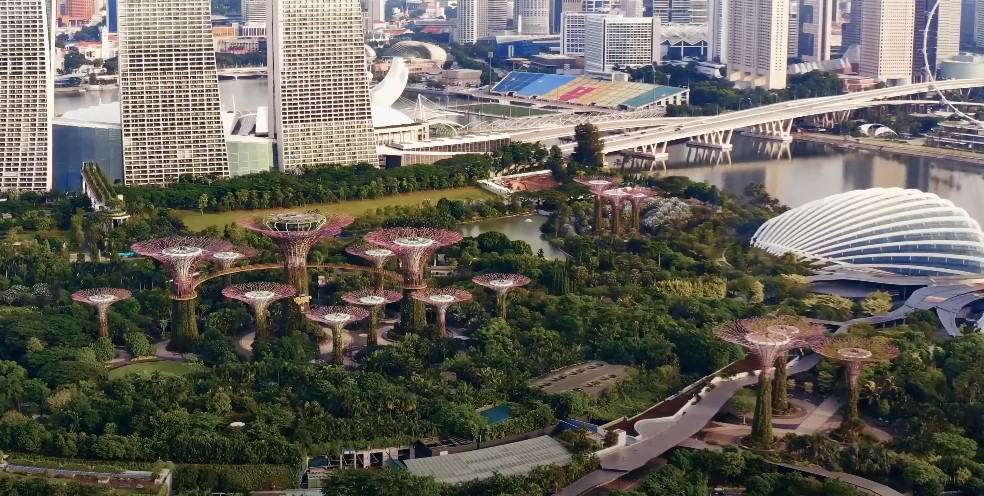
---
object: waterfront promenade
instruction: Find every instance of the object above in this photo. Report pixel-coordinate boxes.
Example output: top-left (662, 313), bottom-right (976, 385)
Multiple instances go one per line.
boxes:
top-left (795, 132), bottom-right (984, 165)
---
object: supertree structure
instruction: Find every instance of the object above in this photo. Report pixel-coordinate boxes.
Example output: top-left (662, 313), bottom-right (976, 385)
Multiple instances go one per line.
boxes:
top-left (574, 175), bottom-right (620, 234)
top-left (411, 288), bottom-right (472, 338)
top-left (472, 273), bottom-right (531, 319)
top-left (346, 243), bottom-right (395, 291)
top-left (600, 188), bottom-right (633, 236)
top-left (71, 288), bottom-right (132, 338)
top-left (811, 335), bottom-right (899, 440)
top-left (211, 246), bottom-right (260, 285)
top-left (738, 316), bottom-right (826, 414)
top-left (222, 282), bottom-right (296, 338)
top-left (237, 211), bottom-right (354, 296)
top-left (714, 319), bottom-right (815, 447)
top-left (621, 187), bottom-right (659, 231)
top-left (364, 227), bottom-right (463, 334)
top-left (340, 289), bottom-right (402, 345)
top-left (131, 236), bottom-right (233, 349)
top-left (305, 305), bottom-right (369, 365)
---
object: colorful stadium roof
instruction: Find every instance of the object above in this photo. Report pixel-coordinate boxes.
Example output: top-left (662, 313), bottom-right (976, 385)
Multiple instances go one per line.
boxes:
top-left (491, 72), bottom-right (688, 110)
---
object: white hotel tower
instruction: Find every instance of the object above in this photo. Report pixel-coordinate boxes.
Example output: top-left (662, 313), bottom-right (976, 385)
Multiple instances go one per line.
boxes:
top-left (0, 0), bottom-right (55, 191)
top-left (268, 0), bottom-right (376, 170)
top-left (117, 0), bottom-right (230, 184)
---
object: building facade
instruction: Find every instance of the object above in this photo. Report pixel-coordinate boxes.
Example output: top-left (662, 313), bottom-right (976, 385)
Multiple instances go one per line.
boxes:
top-left (726, 0), bottom-right (789, 89)
top-left (1, 0), bottom-right (54, 191)
top-left (117, 0), bottom-right (229, 185)
top-left (584, 14), bottom-right (659, 74)
top-left (241, 0), bottom-right (265, 23)
top-left (798, 0), bottom-right (835, 61)
top-left (788, 0), bottom-right (800, 59)
top-left (268, 0), bottom-right (376, 171)
top-left (708, 0), bottom-right (728, 62)
top-left (486, 0), bottom-right (511, 34)
top-left (453, 0), bottom-right (485, 43)
top-left (859, 0), bottom-right (915, 84)
top-left (913, 0), bottom-right (960, 81)
top-left (560, 11), bottom-right (587, 55)
top-left (517, 0), bottom-right (551, 34)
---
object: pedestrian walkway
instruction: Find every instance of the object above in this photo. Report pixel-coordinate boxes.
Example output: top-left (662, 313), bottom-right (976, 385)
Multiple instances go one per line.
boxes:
top-left (794, 396), bottom-right (842, 435)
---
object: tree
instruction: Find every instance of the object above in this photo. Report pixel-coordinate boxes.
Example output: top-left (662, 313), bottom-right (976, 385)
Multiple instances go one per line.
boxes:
top-left (730, 388), bottom-right (756, 424)
top-left (639, 466), bottom-right (707, 496)
top-left (571, 123), bottom-right (604, 169)
top-left (860, 291), bottom-right (893, 315)
top-left (321, 469), bottom-right (442, 496)
top-left (125, 332), bottom-right (155, 358)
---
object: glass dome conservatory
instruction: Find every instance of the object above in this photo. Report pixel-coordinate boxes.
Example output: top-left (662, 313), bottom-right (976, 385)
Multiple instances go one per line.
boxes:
top-left (752, 188), bottom-right (984, 277)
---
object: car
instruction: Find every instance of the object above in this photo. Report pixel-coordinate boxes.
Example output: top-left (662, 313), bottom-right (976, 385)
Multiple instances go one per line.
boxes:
top-left (712, 488), bottom-right (726, 495)
top-left (675, 126), bottom-right (683, 131)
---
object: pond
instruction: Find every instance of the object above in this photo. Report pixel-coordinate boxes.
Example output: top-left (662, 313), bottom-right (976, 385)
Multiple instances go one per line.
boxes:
top-left (457, 214), bottom-right (568, 260)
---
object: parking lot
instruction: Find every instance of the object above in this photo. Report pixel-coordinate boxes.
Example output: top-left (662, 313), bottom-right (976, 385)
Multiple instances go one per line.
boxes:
top-left (532, 362), bottom-right (629, 398)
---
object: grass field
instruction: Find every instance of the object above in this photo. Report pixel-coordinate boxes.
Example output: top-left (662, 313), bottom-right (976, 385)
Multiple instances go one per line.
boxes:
top-left (174, 187), bottom-right (498, 232)
top-left (108, 361), bottom-right (204, 379)
top-left (452, 103), bottom-right (555, 118)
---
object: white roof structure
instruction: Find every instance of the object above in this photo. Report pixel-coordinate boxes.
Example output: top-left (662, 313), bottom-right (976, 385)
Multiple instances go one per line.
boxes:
top-left (404, 436), bottom-right (572, 484)
top-left (858, 123), bottom-right (898, 137)
top-left (382, 41), bottom-right (448, 63)
top-left (369, 56), bottom-right (417, 128)
top-left (752, 188), bottom-right (984, 277)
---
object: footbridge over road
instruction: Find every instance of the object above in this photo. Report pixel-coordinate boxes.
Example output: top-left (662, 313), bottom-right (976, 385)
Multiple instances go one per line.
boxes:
top-left (543, 78), bottom-right (984, 159)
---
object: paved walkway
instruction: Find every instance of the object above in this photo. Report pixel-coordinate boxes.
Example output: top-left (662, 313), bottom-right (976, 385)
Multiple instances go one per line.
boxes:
top-left (793, 396), bottom-right (842, 435)
top-left (153, 340), bottom-right (184, 360)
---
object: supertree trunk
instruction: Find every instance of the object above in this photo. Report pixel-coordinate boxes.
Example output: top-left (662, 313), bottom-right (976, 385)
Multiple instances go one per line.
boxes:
top-left (751, 366), bottom-right (775, 448)
top-left (333, 327), bottom-right (344, 365)
top-left (593, 197), bottom-right (602, 234)
top-left (97, 307), bottom-right (110, 338)
top-left (772, 356), bottom-right (789, 413)
top-left (287, 265), bottom-right (309, 298)
top-left (254, 309), bottom-right (269, 338)
top-left (436, 308), bottom-right (448, 338)
top-left (398, 289), bottom-right (427, 335)
top-left (374, 268), bottom-right (385, 292)
top-left (839, 362), bottom-right (864, 439)
top-left (368, 307), bottom-right (380, 345)
top-left (632, 203), bottom-right (643, 231)
top-left (171, 298), bottom-right (199, 351)
top-left (497, 293), bottom-right (507, 319)
top-left (611, 203), bottom-right (621, 236)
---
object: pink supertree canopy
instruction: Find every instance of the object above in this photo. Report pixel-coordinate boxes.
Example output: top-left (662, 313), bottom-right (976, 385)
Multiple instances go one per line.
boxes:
top-left (341, 289), bottom-right (403, 345)
top-left (574, 175), bottom-right (620, 194)
top-left (237, 211), bottom-right (353, 269)
top-left (411, 287), bottom-right (472, 337)
top-left (620, 187), bottom-right (659, 230)
top-left (364, 228), bottom-right (463, 289)
top-left (346, 243), bottom-right (396, 290)
top-left (131, 236), bottom-right (234, 299)
top-left (71, 288), bottom-right (132, 337)
top-left (222, 282), bottom-right (296, 335)
top-left (211, 246), bottom-right (261, 271)
top-left (714, 319), bottom-right (814, 372)
top-left (473, 273), bottom-right (531, 317)
top-left (305, 305), bottom-right (370, 365)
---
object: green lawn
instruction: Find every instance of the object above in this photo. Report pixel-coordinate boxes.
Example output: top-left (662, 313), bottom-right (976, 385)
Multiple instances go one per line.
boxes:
top-left (174, 187), bottom-right (498, 232)
top-left (108, 360), bottom-right (204, 379)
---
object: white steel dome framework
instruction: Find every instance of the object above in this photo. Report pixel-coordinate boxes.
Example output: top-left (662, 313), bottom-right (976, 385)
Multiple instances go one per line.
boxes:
top-left (752, 188), bottom-right (984, 277)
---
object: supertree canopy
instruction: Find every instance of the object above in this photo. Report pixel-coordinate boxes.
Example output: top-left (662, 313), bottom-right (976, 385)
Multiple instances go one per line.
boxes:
top-left (212, 246), bottom-right (261, 285)
top-left (71, 288), bottom-right (132, 338)
top-left (574, 175), bottom-right (620, 234)
top-left (738, 316), bottom-right (826, 414)
top-left (222, 282), bottom-right (297, 338)
top-left (131, 236), bottom-right (233, 349)
top-left (341, 289), bottom-right (402, 346)
top-left (620, 187), bottom-right (658, 231)
top-left (364, 227), bottom-right (463, 335)
top-left (411, 288), bottom-right (472, 338)
top-left (237, 211), bottom-right (353, 294)
top-left (601, 188), bottom-right (633, 235)
top-left (472, 273), bottom-right (531, 318)
top-left (305, 305), bottom-right (370, 365)
top-left (714, 319), bottom-right (816, 448)
top-left (346, 243), bottom-right (396, 291)
top-left (811, 335), bottom-right (899, 440)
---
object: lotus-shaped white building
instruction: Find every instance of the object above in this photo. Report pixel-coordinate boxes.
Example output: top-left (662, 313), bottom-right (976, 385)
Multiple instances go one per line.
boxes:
top-left (752, 188), bottom-right (984, 276)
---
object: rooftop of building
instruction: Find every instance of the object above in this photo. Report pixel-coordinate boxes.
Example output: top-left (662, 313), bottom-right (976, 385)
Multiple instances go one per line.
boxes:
top-left (403, 436), bottom-right (572, 484)
top-left (492, 72), bottom-right (687, 109)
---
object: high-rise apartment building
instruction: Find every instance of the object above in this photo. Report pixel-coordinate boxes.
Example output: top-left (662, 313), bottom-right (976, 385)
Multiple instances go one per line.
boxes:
top-left (583, 0), bottom-right (614, 12)
top-left (366, 0), bottom-right (386, 24)
top-left (517, 0), bottom-right (551, 33)
top-left (1, 0), bottom-right (54, 191)
top-left (961, 0), bottom-right (976, 45)
top-left (798, 0), bottom-right (835, 61)
top-left (553, 0), bottom-right (582, 32)
top-left (268, 0), bottom-right (375, 170)
top-left (708, 0), bottom-right (728, 62)
top-left (913, 0), bottom-right (960, 81)
top-left (622, 0), bottom-right (644, 16)
top-left (584, 14), bottom-right (659, 74)
top-left (486, 0), bottom-right (510, 34)
top-left (859, 0), bottom-right (915, 84)
top-left (789, 0), bottom-right (800, 59)
top-left (842, 0), bottom-right (862, 47)
top-left (561, 11), bottom-right (587, 54)
top-left (453, 0), bottom-right (485, 42)
top-left (64, 0), bottom-right (93, 19)
top-left (117, 0), bottom-right (229, 185)
top-left (726, 0), bottom-right (789, 89)
top-left (241, 0), bottom-right (265, 23)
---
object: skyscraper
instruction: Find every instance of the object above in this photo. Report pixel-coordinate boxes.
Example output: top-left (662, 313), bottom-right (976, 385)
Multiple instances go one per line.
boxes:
top-left (0, 0), bottom-right (54, 191)
top-left (859, 0), bottom-right (914, 84)
top-left (517, 0), bottom-right (551, 33)
top-left (913, 0), bottom-right (960, 81)
top-left (487, 0), bottom-right (510, 34)
top-left (961, 0), bottom-right (976, 45)
top-left (366, 0), bottom-right (386, 24)
top-left (117, 0), bottom-right (229, 185)
top-left (708, 0), bottom-right (728, 62)
top-left (726, 0), bottom-right (789, 89)
top-left (584, 14), bottom-right (659, 73)
top-left (269, 0), bottom-right (375, 171)
top-left (652, 0), bottom-right (709, 23)
top-left (842, 0), bottom-right (862, 47)
top-left (453, 0), bottom-right (485, 43)
top-left (788, 0), bottom-right (800, 59)
top-left (241, 0), bottom-right (265, 23)
top-left (798, 0), bottom-right (835, 61)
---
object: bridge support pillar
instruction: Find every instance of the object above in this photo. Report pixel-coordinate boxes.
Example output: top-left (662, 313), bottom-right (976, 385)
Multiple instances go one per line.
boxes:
top-left (741, 118), bottom-right (794, 142)
top-left (807, 111), bottom-right (851, 129)
top-left (625, 140), bottom-right (669, 161)
top-left (687, 129), bottom-right (734, 151)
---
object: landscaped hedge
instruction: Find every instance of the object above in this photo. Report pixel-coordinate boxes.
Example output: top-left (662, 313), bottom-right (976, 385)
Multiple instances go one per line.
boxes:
top-left (172, 463), bottom-right (299, 493)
